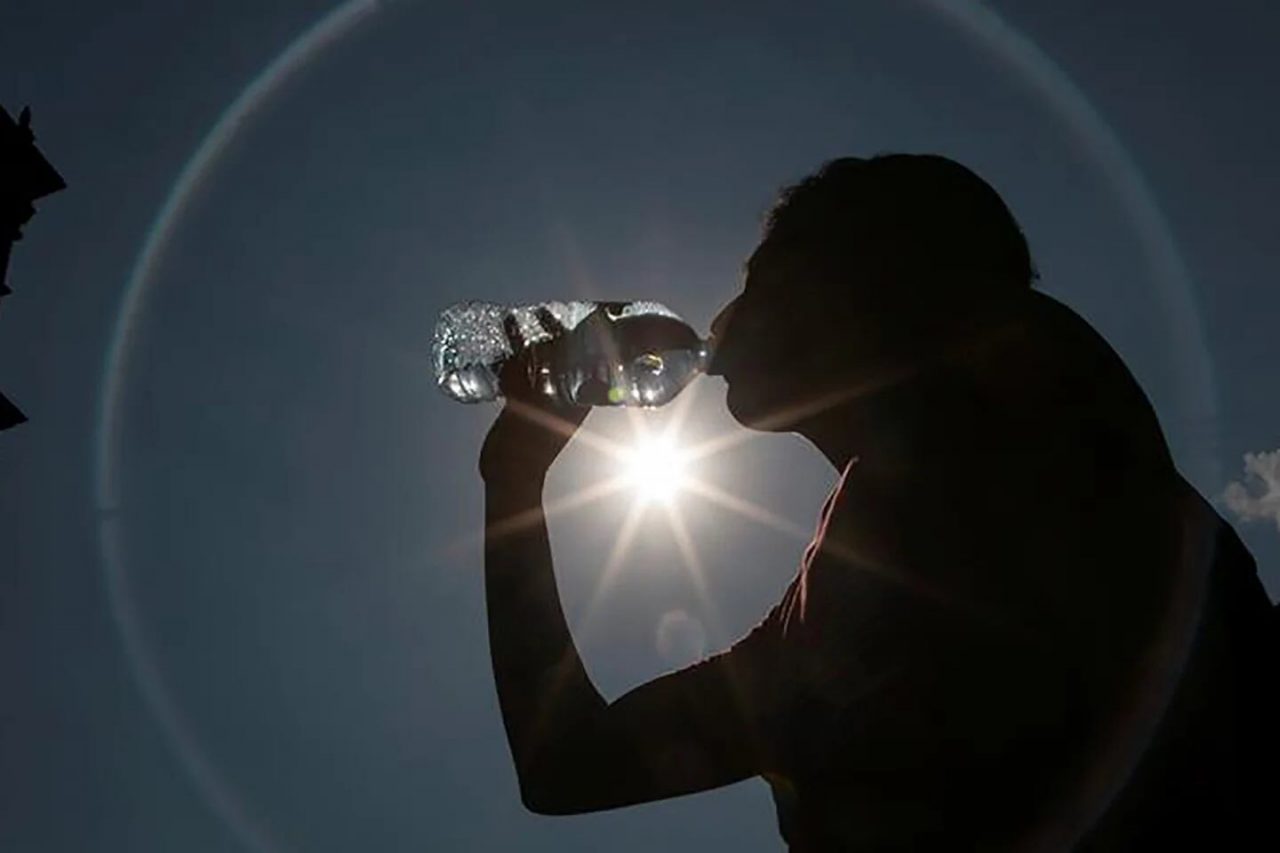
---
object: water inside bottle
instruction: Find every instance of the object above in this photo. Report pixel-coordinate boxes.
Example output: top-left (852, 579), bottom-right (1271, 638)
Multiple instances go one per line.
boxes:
top-left (548, 311), bottom-right (708, 408)
top-left (440, 362), bottom-right (502, 402)
top-left (432, 299), bottom-right (706, 406)
top-left (433, 301), bottom-right (510, 403)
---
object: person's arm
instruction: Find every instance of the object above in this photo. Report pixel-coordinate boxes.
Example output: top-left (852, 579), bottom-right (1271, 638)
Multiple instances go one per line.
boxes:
top-left (481, 397), bottom-right (779, 815)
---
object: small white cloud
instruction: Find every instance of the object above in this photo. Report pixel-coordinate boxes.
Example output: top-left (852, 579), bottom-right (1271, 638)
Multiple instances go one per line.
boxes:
top-left (1223, 449), bottom-right (1280, 532)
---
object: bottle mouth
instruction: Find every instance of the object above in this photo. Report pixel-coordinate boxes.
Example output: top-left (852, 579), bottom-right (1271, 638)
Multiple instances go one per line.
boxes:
top-left (697, 336), bottom-right (717, 374)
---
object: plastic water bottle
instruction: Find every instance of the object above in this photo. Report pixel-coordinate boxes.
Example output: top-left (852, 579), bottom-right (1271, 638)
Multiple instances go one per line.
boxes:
top-left (432, 300), bottom-right (710, 407)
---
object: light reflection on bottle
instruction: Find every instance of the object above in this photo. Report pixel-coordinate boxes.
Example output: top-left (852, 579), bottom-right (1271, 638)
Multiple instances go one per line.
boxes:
top-left (432, 299), bottom-right (708, 408)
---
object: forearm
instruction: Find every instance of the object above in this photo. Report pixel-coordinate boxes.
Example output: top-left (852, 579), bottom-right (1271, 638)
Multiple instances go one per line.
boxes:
top-left (483, 473), bottom-right (606, 795)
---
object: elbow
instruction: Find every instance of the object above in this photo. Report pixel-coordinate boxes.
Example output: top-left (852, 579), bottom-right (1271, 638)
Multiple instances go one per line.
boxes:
top-left (515, 753), bottom-right (600, 816)
top-left (520, 788), bottom-right (565, 816)
top-left (518, 776), bottom-right (584, 816)
top-left (517, 769), bottom-right (555, 815)
top-left (512, 713), bottom-right (620, 814)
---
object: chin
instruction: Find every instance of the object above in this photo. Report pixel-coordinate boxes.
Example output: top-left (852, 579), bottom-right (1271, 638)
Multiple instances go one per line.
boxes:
top-left (725, 380), bottom-right (799, 433)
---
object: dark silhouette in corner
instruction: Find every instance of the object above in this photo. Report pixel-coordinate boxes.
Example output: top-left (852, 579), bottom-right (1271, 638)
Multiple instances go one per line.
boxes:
top-left (478, 154), bottom-right (1279, 850)
top-left (1, 104), bottom-right (66, 430)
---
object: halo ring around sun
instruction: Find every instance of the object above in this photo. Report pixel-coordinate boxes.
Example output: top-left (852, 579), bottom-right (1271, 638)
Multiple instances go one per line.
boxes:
top-left (93, 2), bottom-right (1219, 851)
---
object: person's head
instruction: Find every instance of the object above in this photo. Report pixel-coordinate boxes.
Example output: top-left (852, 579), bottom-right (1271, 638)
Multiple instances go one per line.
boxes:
top-left (708, 153), bottom-right (1036, 431)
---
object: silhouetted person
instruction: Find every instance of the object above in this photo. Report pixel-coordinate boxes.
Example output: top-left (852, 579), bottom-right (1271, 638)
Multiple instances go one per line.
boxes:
top-left (478, 154), bottom-right (1278, 850)
top-left (1, 104), bottom-right (66, 430)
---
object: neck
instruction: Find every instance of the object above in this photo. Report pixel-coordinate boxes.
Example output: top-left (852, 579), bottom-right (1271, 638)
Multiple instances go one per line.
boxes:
top-left (797, 414), bottom-right (862, 471)
top-left (795, 382), bottom-right (928, 471)
top-left (792, 297), bottom-right (1031, 471)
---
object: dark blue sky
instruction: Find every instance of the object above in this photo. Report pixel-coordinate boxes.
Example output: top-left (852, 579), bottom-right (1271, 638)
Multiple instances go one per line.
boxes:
top-left (3, 2), bottom-right (1278, 851)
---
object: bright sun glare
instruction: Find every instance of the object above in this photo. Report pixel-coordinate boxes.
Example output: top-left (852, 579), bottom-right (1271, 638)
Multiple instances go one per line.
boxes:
top-left (622, 434), bottom-right (690, 504)
top-left (467, 381), bottom-right (834, 640)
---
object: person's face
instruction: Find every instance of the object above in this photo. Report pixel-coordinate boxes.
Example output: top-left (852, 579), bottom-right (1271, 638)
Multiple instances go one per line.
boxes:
top-left (707, 239), bottom-right (845, 431)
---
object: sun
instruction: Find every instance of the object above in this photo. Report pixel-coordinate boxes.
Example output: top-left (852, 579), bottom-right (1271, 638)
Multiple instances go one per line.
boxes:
top-left (621, 433), bottom-right (690, 504)
top-left (466, 379), bottom-right (840, 646)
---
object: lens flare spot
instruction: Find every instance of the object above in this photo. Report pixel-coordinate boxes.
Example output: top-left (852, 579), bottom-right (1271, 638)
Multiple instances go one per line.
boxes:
top-left (656, 609), bottom-right (708, 665)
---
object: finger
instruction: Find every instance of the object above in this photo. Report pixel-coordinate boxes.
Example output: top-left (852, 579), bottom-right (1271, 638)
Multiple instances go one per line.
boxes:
top-left (502, 314), bottom-right (526, 352)
top-left (534, 306), bottom-right (568, 338)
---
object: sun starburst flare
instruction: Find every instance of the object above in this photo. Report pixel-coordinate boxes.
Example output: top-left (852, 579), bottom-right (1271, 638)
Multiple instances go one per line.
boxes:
top-left (461, 378), bottom-right (975, 655)
top-left (620, 433), bottom-right (690, 505)
top-left (465, 381), bottom-right (818, 600)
